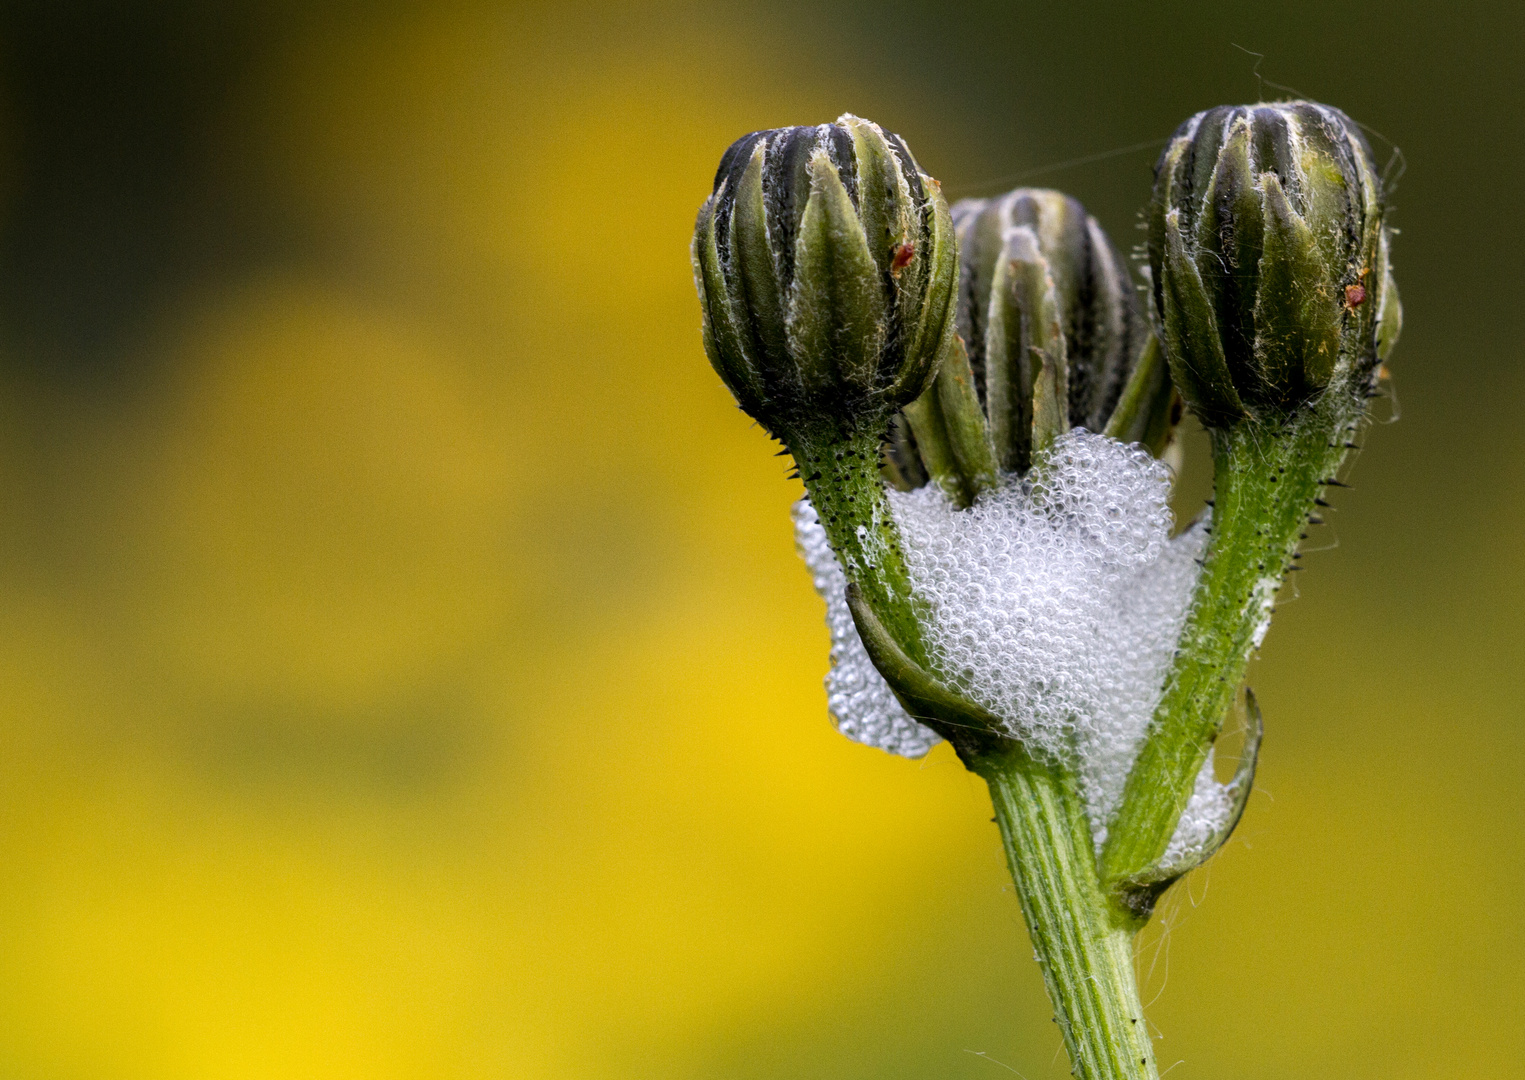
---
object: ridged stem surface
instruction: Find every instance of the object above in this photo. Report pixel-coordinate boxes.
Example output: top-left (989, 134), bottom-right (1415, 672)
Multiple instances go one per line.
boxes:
top-left (972, 744), bottom-right (1156, 1080)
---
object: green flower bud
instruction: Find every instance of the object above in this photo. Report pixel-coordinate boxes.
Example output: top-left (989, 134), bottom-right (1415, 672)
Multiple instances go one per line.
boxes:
top-left (887, 188), bottom-right (1172, 500)
top-left (692, 115), bottom-right (957, 442)
top-left (1148, 101), bottom-right (1399, 427)
top-left (958, 189), bottom-right (1148, 439)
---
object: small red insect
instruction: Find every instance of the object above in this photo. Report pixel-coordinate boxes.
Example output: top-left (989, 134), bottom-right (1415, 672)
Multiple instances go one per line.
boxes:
top-left (1344, 283), bottom-right (1367, 308)
top-left (890, 241), bottom-right (915, 272)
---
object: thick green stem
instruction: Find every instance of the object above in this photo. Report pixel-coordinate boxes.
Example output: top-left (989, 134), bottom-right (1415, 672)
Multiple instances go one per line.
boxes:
top-left (972, 744), bottom-right (1156, 1080)
top-left (1099, 394), bottom-right (1360, 888)
top-left (792, 422), bottom-right (930, 666)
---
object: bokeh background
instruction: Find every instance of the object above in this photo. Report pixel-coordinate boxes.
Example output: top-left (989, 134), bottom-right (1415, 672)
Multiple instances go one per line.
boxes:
top-left (0, 1), bottom-right (1516, 1077)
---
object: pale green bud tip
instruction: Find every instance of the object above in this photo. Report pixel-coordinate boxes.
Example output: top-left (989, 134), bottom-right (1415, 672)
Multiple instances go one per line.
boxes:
top-left (692, 115), bottom-right (957, 441)
top-left (1148, 101), bottom-right (1400, 427)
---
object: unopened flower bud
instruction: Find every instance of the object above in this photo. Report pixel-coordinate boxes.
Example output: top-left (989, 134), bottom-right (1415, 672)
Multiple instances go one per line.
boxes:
top-left (958, 189), bottom-right (1148, 439)
top-left (692, 115), bottom-right (957, 442)
top-left (889, 188), bottom-right (1168, 500)
top-left (1148, 101), bottom-right (1397, 426)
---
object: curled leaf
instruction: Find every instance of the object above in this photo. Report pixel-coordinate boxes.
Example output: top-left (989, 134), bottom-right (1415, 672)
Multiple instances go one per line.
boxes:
top-left (1114, 688), bottom-right (1264, 919)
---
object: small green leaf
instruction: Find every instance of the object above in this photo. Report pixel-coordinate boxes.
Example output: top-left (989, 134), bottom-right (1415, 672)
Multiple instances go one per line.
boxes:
top-left (986, 227), bottom-right (1068, 469)
top-left (840, 114), bottom-right (915, 281)
top-left (983, 238), bottom-right (1031, 471)
top-left (1200, 119), bottom-right (1263, 386)
top-left (1376, 263), bottom-right (1402, 363)
top-left (1147, 136), bottom-right (1192, 321)
top-left (1103, 333), bottom-right (1171, 448)
top-left (903, 334), bottom-right (998, 507)
top-left (1125, 688), bottom-right (1263, 891)
top-left (844, 583), bottom-right (1004, 735)
top-left (901, 392), bottom-right (959, 496)
top-left (1293, 137), bottom-right (1354, 277)
top-left (954, 197), bottom-right (1007, 375)
top-left (935, 335), bottom-right (1000, 496)
top-left (1073, 215), bottom-right (1137, 431)
top-left (1024, 280), bottom-right (1069, 457)
top-left (896, 177), bottom-right (957, 401)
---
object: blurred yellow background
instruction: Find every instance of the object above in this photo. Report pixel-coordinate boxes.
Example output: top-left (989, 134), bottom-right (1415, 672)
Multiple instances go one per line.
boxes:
top-left (0, 2), bottom-right (1516, 1077)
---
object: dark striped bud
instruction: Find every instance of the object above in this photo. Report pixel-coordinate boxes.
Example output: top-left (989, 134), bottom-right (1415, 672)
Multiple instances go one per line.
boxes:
top-left (957, 189), bottom-right (1150, 445)
top-left (1149, 101), bottom-right (1399, 427)
top-left (885, 188), bottom-right (1171, 501)
top-left (692, 115), bottom-right (957, 442)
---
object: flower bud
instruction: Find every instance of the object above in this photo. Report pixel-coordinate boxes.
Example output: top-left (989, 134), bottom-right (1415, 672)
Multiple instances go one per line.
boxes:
top-left (888, 188), bottom-right (1168, 497)
top-left (692, 115), bottom-right (957, 441)
top-left (1148, 101), bottom-right (1397, 426)
top-left (958, 189), bottom-right (1148, 440)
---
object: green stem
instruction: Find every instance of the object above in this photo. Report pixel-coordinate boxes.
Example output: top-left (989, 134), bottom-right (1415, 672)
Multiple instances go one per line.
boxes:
top-left (792, 422), bottom-right (930, 666)
top-left (971, 744), bottom-right (1156, 1080)
top-left (1099, 394), bottom-right (1359, 889)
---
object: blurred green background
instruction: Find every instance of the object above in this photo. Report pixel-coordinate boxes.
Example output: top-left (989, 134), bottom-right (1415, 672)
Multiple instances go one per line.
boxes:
top-left (0, 1), bottom-right (1515, 1077)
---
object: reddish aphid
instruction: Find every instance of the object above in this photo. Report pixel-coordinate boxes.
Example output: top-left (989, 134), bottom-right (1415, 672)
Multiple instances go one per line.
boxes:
top-left (890, 241), bottom-right (915, 272)
top-left (1344, 283), bottom-right (1367, 308)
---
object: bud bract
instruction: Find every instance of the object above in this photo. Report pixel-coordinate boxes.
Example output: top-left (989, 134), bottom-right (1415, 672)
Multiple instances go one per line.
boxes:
top-left (692, 115), bottom-right (957, 441)
top-left (957, 189), bottom-right (1149, 440)
top-left (1148, 101), bottom-right (1398, 426)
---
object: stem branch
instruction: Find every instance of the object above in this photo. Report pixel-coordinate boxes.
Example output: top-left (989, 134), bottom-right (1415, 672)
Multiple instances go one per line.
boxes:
top-left (1100, 395), bottom-right (1358, 888)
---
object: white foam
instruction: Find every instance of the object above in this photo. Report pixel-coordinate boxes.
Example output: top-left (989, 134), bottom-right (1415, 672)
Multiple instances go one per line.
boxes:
top-left (1162, 751), bottom-right (1236, 865)
top-left (795, 429), bottom-right (1238, 853)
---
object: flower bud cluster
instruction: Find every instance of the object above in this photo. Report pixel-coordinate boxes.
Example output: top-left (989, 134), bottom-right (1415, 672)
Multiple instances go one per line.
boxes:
top-left (692, 102), bottom-right (1406, 1076)
top-left (691, 104), bottom-right (1401, 867)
